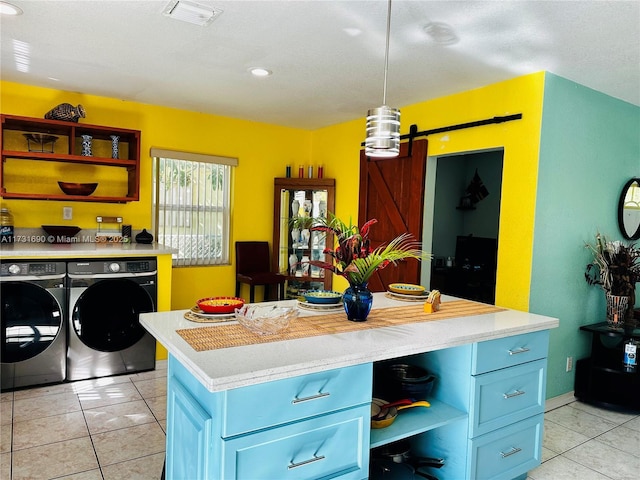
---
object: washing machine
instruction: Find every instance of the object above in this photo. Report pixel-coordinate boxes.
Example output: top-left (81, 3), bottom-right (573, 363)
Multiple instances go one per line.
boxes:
top-left (1, 260), bottom-right (67, 391)
top-left (67, 257), bottom-right (157, 381)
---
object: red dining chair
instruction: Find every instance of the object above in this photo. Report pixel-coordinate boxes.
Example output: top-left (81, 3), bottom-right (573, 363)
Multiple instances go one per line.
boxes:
top-left (235, 241), bottom-right (286, 303)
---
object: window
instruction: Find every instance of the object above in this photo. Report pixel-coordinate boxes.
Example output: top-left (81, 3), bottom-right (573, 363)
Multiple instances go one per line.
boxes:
top-left (151, 148), bottom-right (237, 267)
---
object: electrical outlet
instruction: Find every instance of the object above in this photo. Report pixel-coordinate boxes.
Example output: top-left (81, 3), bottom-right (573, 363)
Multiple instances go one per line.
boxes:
top-left (63, 206), bottom-right (72, 220)
top-left (566, 356), bottom-right (573, 372)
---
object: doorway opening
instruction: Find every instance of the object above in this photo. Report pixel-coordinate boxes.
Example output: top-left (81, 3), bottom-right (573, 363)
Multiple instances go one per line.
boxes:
top-left (421, 149), bottom-right (504, 304)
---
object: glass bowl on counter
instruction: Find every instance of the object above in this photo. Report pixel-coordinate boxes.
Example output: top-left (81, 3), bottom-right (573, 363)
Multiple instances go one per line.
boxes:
top-left (235, 304), bottom-right (298, 335)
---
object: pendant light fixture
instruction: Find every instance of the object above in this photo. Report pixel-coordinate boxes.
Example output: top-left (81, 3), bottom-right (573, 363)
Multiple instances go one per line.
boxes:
top-left (365, 0), bottom-right (400, 158)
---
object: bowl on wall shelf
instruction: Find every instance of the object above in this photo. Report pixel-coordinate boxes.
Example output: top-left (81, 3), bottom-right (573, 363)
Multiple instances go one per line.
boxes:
top-left (23, 133), bottom-right (58, 153)
top-left (57, 182), bottom-right (98, 196)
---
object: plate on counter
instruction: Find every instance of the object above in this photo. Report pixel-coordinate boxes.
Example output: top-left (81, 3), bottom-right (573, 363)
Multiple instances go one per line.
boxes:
top-left (388, 283), bottom-right (426, 295)
top-left (303, 290), bottom-right (343, 304)
top-left (184, 306), bottom-right (236, 323)
top-left (385, 290), bottom-right (431, 302)
top-left (297, 300), bottom-right (344, 312)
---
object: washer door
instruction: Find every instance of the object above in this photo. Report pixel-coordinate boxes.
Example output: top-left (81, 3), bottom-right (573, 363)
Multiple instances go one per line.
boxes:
top-left (1, 282), bottom-right (63, 363)
top-left (72, 278), bottom-right (153, 352)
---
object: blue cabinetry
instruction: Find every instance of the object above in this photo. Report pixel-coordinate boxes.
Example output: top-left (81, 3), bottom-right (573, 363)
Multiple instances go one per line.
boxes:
top-left (166, 357), bottom-right (371, 479)
top-left (390, 330), bottom-right (549, 480)
top-left (165, 330), bottom-right (549, 480)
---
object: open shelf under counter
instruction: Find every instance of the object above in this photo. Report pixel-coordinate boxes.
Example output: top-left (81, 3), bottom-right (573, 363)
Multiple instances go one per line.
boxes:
top-left (370, 399), bottom-right (467, 449)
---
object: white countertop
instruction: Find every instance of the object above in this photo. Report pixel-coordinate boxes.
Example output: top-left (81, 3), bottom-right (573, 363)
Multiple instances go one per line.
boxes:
top-left (140, 293), bottom-right (559, 392)
top-left (0, 242), bottom-right (175, 258)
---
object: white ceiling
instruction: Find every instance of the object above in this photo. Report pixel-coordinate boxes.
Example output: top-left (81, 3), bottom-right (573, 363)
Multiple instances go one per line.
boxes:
top-left (1, 0), bottom-right (639, 130)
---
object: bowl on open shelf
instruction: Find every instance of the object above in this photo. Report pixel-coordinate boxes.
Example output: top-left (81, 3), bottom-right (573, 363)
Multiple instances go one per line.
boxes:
top-left (58, 181), bottom-right (98, 196)
top-left (23, 133), bottom-right (58, 153)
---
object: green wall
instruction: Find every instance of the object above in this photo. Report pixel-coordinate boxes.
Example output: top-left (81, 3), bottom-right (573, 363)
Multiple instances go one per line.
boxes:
top-left (531, 73), bottom-right (640, 398)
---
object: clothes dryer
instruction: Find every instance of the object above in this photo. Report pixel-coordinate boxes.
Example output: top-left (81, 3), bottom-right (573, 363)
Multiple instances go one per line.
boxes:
top-left (67, 257), bottom-right (156, 381)
top-left (1, 260), bottom-right (67, 391)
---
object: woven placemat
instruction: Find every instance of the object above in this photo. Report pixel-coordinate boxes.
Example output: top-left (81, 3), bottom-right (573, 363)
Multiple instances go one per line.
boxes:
top-left (176, 299), bottom-right (505, 352)
top-left (183, 310), bottom-right (235, 323)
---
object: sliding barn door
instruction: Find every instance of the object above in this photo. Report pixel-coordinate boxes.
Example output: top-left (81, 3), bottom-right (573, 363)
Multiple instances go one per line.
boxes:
top-left (358, 139), bottom-right (428, 292)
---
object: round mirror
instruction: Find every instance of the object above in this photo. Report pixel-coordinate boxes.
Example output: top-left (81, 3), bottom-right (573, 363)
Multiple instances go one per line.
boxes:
top-left (618, 177), bottom-right (640, 240)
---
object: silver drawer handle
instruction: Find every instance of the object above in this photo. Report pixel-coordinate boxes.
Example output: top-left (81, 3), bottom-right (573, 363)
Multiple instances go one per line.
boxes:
top-left (291, 392), bottom-right (330, 404)
top-left (503, 389), bottom-right (525, 399)
top-left (288, 455), bottom-right (326, 469)
top-left (500, 447), bottom-right (522, 458)
top-left (508, 347), bottom-right (530, 355)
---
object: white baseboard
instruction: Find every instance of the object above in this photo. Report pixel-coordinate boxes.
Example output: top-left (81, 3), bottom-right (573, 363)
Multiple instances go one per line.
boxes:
top-left (545, 391), bottom-right (576, 412)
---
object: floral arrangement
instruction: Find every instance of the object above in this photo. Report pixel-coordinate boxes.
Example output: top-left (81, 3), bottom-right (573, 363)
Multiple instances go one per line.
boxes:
top-left (301, 213), bottom-right (428, 285)
top-left (584, 232), bottom-right (640, 299)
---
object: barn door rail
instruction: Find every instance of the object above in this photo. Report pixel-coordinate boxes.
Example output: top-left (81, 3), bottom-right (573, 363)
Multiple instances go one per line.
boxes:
top-left (404, 114), bottom-right (522, 155)
top-left (362, 113), bottom-right (523, 156)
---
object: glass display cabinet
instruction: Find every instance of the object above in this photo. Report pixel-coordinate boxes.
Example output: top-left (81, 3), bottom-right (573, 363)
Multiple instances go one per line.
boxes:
top-left (272, 177), bottom-right (335, 299)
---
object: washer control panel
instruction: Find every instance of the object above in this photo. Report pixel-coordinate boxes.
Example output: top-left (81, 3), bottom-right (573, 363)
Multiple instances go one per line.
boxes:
top-left (67, 258), bottom-right (156, 275)
top-left (0, 261), bottom-right (65, 277)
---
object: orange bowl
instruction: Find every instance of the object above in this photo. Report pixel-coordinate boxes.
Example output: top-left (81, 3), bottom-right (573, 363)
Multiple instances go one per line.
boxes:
top-left (197, 296), bottom-right (245, 314)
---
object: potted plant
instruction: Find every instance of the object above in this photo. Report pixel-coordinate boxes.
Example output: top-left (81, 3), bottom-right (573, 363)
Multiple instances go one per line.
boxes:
top-left (299, 213), bottom-right (429, 321)
top-left (585, 232), bottom-right (640, 326)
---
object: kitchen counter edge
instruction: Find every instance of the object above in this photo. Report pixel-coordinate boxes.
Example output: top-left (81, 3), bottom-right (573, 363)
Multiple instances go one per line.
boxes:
top-left (140, 294), bottom-right (560, 393)
top-left (0, 242), bottom-right (176, 258)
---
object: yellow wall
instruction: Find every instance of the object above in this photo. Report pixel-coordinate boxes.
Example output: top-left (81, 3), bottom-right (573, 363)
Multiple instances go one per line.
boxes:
top-left (2, 72), bottom-right (544, 316)
top-left (1, 81), bottom-right (313, 311)
top-left (311, 73), bottom-right (545, 309)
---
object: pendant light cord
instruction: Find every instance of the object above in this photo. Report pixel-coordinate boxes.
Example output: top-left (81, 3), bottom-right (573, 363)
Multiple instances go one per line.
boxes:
top-left (382, 0), bottom-right (392, 106)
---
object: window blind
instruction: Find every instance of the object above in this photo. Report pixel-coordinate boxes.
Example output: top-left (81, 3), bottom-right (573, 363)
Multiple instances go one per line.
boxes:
top-left (152, 149), bottom-right (235, 267)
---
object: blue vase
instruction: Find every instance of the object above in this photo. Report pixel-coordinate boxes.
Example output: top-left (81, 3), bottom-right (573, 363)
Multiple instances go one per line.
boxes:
top-left (343, 283), bottom-right (373, 322)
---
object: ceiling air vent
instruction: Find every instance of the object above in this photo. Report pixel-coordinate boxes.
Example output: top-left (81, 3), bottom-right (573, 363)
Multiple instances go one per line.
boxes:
top-left (163, 1), bottom-right (222, 27)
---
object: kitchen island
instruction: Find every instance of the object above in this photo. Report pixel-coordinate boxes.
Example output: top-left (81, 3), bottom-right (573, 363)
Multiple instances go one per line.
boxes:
top-left (140, 294), bottom-right (558, 480)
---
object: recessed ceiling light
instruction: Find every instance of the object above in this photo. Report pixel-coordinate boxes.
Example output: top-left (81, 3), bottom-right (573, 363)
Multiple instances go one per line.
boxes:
top-left (0, 1), bottom-right (23, 15)
top-left (249, 67), bottom-right (272, 77)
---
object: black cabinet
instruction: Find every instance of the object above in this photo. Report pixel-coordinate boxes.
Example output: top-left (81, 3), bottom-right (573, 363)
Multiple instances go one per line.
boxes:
top-left (575, 322), bottom-right (640, 411)
top-left (430, 265), bottom-right (496, 304)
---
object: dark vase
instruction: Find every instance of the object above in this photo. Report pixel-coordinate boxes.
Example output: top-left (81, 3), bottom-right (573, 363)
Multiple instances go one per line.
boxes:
top-left (343, 282), bottom-right (373, 322)
top-left (135, 229), bottom-right (153, 244)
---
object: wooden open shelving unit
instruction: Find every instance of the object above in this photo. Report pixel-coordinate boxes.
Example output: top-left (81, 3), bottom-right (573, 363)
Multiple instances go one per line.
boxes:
top-left (1, 114), bottom-right (141, 203)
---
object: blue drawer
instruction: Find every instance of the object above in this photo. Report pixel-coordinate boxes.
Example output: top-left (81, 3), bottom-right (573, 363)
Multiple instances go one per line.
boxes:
top-left (470, 359), bottom-right (546, 436)
top-left (472, 330), bottom-right (549, 374)
top-left (222, 405), bottom-right (370, 480)
top-left (468, 413), bottom-right (543, 480)
top-left (221, 363), bottom-right (372, 437)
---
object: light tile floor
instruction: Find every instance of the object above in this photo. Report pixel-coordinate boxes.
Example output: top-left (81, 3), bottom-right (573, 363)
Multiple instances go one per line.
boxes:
top-left (0, 361), bottom-right (167, 480)
top-left (528, 399), bottom-right (640, 480)
top-left (1, 361), bottom-right (638, 480)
